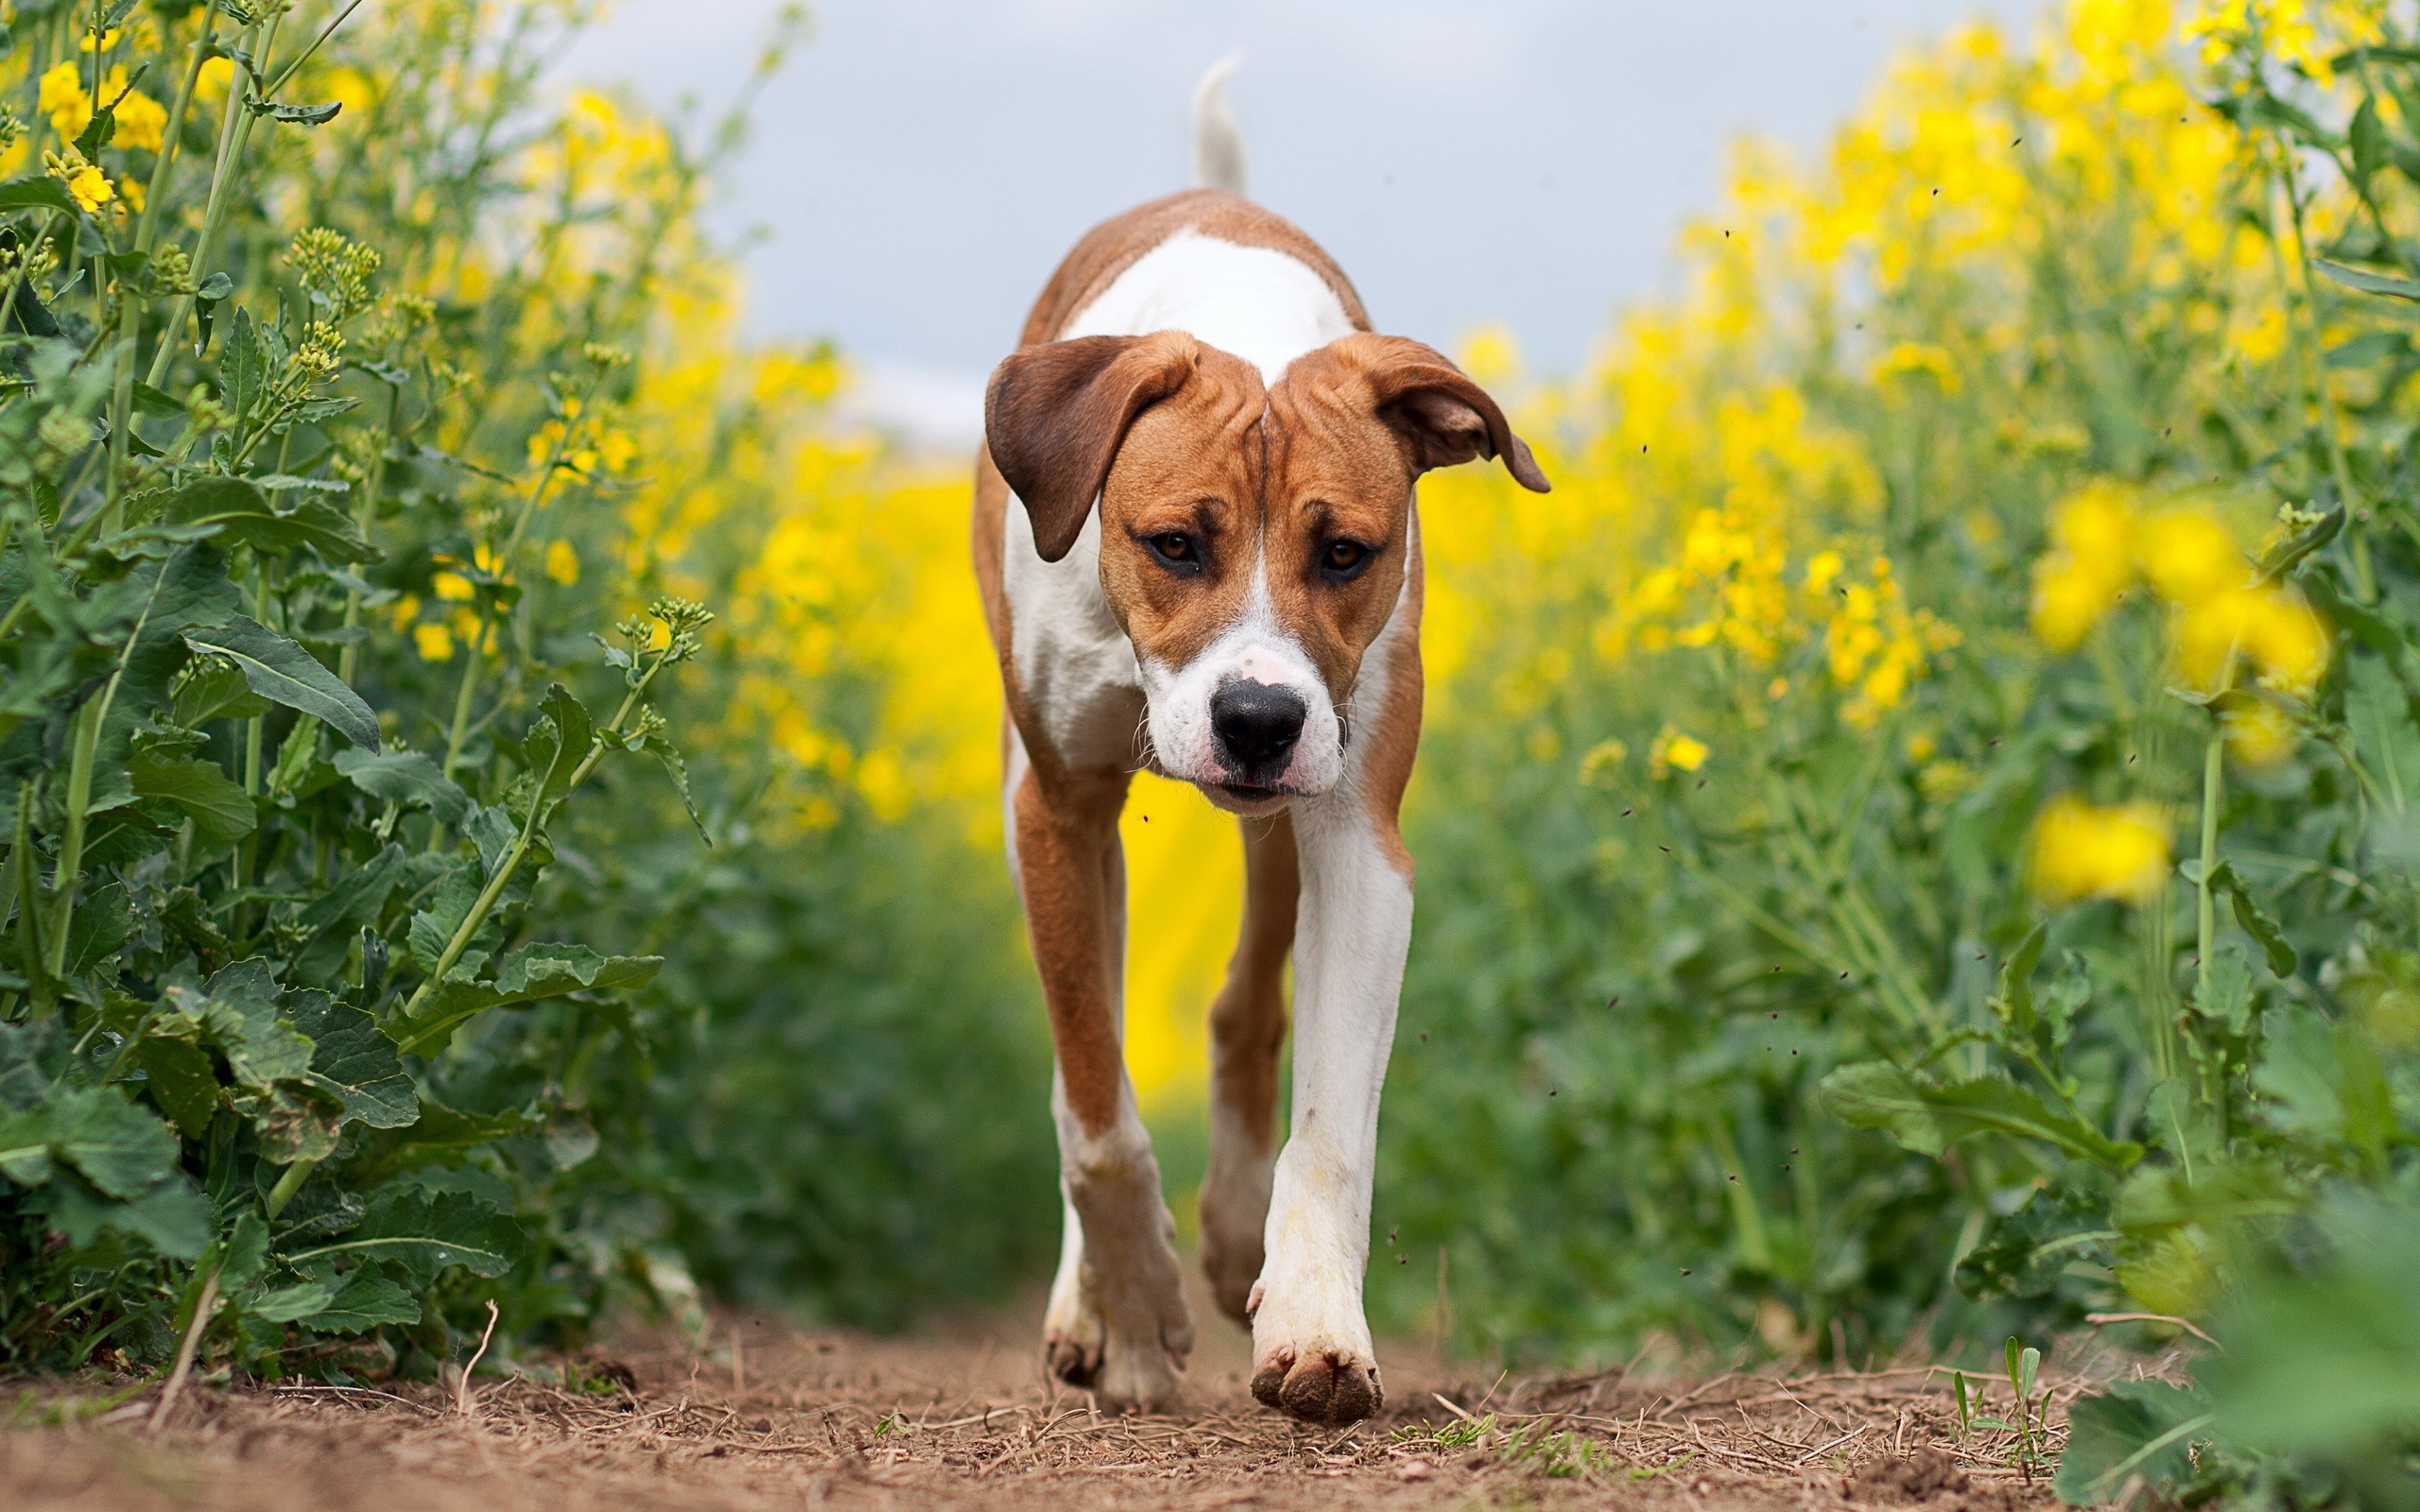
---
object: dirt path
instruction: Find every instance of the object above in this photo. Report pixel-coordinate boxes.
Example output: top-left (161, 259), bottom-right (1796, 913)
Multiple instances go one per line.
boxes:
top-left (4, 1289), bottom-right (2083, 1512)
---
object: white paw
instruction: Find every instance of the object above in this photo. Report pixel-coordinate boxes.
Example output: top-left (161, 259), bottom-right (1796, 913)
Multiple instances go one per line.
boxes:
top-left (1248, 1255), bottom-right (1381, 1424)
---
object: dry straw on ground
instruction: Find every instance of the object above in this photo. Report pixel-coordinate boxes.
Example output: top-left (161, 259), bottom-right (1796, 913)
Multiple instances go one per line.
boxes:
top-left (3, 1312), bottom-right (2171, 1511)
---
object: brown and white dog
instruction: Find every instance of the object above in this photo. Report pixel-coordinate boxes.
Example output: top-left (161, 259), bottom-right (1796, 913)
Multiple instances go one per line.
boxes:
top-left (972, 75), bottom-right (1549, 1424)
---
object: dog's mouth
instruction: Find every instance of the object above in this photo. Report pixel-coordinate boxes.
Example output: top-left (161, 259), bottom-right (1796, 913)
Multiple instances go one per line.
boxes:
top-left (1205, 779), bottom-right (1296, 813)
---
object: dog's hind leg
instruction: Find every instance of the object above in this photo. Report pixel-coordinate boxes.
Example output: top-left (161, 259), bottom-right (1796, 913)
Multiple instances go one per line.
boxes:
top-left (1200, 811), bottom-right (1297, 1326)
top-left (1011, 758), bottom-right (1193, 1411)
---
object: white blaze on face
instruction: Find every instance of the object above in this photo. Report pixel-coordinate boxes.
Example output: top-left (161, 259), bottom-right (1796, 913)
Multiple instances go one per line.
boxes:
top-left (1138, 551), bottom-right (1344, 803)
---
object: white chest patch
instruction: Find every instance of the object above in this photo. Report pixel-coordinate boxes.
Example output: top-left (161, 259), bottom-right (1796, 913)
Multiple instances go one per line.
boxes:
top-left (1060, 230), bottom-right (1355, 385)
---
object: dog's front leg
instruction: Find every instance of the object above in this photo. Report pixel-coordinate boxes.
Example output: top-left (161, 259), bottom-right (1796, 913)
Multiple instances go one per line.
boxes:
top-left (1011, 759), bottom-right (1193, 1411)
top-left (1247, 790), bottom-right (1411, 1425)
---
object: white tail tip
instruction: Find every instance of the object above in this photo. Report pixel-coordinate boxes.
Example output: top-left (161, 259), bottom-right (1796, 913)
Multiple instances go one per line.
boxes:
top-left (1191, 51), bottom-right (1248, 197)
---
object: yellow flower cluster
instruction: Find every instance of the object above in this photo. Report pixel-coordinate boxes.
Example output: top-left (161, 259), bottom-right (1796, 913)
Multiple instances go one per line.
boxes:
top-left (38, 61), bottom-right (165, 153)
top-left (2031, 796), bottom-right (2172, 904)
top-left (2031, 482), bottom-right (2330, 696)
top-left (1811, 552), bottom-right (1963, 728)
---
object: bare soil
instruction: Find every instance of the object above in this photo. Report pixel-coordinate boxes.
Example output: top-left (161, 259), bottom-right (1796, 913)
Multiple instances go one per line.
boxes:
top-left (2, 1288), bottom-right (2115, 1512)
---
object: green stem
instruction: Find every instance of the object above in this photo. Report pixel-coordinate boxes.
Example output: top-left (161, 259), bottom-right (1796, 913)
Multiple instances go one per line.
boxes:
top-left (43, 546), bottom-right (184, 974)
top-left (398, 656), bottom-right (667, 1049)
top-left (145, 10), bottom-right (276, 390)
top-left (438, 366), bottom-right (604, 783)
top-left (2273, 158), bottom-right (2371, 597)
top-left (337, 386), bottom-right (400, 686)
top-left (14, 782), bottom-right (51, 1018)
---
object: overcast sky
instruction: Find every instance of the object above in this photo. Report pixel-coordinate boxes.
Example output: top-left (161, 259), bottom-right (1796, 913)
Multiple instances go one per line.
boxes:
top-left (557, 0), bottom-right (2043, 447)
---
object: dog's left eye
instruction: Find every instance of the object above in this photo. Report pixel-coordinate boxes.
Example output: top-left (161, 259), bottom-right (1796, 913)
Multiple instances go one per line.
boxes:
top-left (1320, 540), bottom-right (1374, 579)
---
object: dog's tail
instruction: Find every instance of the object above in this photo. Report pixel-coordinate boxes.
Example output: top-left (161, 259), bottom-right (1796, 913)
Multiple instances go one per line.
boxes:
top-left (1190, 51), bottom-right (1248, 197)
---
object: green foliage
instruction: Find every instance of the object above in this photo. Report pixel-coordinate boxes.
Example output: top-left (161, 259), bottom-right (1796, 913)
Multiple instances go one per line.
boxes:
top-left (1372, 17), bottom-right (2420, 1498)
top-left (0, 0), bottom-right (1054, 1386)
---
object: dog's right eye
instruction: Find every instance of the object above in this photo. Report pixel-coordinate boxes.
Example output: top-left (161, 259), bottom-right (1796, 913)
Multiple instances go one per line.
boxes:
top-left (1144, 533), bottom-right (1201, 574)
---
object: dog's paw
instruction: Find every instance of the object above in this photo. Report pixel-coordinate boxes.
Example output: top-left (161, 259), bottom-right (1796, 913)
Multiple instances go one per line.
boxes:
top-left (1250, 1342), bottom-right (1383, 1425)
top-left (1092, 1309), bottom-right (1190, 1413)
top-left (1043, 1287), bottom-right (1107, 1389)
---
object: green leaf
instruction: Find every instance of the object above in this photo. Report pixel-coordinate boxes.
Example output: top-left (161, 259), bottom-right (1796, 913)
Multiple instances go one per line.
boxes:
top-left (396, 945), bottom-right (661, 1057)
top-left (2255, 503), bottom-right (2345, 584)
top-left (43, 1171), bottom-right (212, 1257)
top-left (130, 381), bottom-right (185, 420)
top-left (645, 731), bottom-right (710, 843)
top-left (528, 683), bottom-right (594, 812)
top-left (2352, 96), bottom-right (2388, 185)
top-left (159, 475), bottom-right (375, 562)
top-left (134, 1036), bottom-right (219, 1137)
top-left (2195, 945), bottom-right (2256, 1036)
top-left (0, 176), bottom-right (80, 214)
top-left (129, 748), bottom-right (255, 858)
top-left (333, 748), bottom-right (469, 824)
top-left (285, 990), bottom-right (416, 1131)
top-left (2314, 257), bottom-right (2420, 301)
top-left (1989, 919), bottom-right (2049, 1034)
top-left (303, 1266), bottom-right (419, 1332)
top-left (243, 1280), bottom-right (339, 1324)
top-left (289, 843), bottom-right (406, 983)
top-left (2205, 861), bottom-right (2297, 977)
top-left (1955, 1181), bottom-right (2117, 1300)
top-left (62, 878), bottom-right (134, 975)
top-left (182, 615), bottom-right (379, 750)
top-left (283, 1187), bottom-right (518, 1285)
top-left (257, 99), bottom-right (342, 126)
top-left (172, 655), bottom-right (271, 726)
top-left (1819, 1061), bottom-right (2142, 1169)
top-left (353, 1099), bottom-right (541, 1183)
top-left (218, 305), bottom-right (268, 419)
top-left (2113, 1161), bottom-right (2301, 1238)
top-left (2054, 1383), bottom-right (2207, 1505)
top-left (0, 1088), bottom-right (184, 1197)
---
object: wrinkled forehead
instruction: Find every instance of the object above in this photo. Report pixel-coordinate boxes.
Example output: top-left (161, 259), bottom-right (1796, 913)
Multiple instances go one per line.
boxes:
top-left (1110, 344), bottom-right (1267, 495)
top-left (1263, 348), bottom-right (1415, 520)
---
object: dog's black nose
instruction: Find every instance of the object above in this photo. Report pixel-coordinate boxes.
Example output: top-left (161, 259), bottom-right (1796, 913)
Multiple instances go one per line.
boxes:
top-left (1211, 681), bottom-right (1307, 770)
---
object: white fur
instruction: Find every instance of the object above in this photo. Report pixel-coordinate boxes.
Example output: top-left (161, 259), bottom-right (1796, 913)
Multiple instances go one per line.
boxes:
top-left (1191, 53), bottom-right (1249, 196)
top-left (1060, 231), bottom-right (1354, 387)
top-left (1244, 600), bottom-right (1412, 1397)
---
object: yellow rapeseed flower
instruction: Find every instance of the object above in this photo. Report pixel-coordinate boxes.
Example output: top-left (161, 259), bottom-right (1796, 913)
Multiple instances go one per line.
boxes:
top-left (544, 540), bottom-right (580, 585)
top-left (2031, 481), bottom-right (2138, 651)
top-left (430, 570), bottom-right (474, 601)
top-left (2137, 507), bottom-right (2242, 605)
top-left (40, 61), bottom-right (91, 141)
top-left (113, 90), bottom-right (166, 152)
top-left (2225, 697), bottom-right (2299, 767)
top-left (63, 165), bottom-right (114, 213)
top-left (1649, 725), bottom-right (1710, 776)
top-left (2031, 796), bottom-right (2170, 904)
top-left (413, 622), bottom-right (455, 662)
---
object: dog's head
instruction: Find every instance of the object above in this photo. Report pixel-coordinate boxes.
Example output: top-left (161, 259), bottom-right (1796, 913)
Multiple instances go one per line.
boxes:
top-left (987, 330), bottom-right (1549, 814)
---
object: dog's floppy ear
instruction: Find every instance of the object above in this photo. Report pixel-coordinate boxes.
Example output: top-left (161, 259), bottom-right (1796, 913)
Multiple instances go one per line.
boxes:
top-left (985, 332), bottom-right (1200, 561)
top-left (1352, 335), bottom-right (1550, 493)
